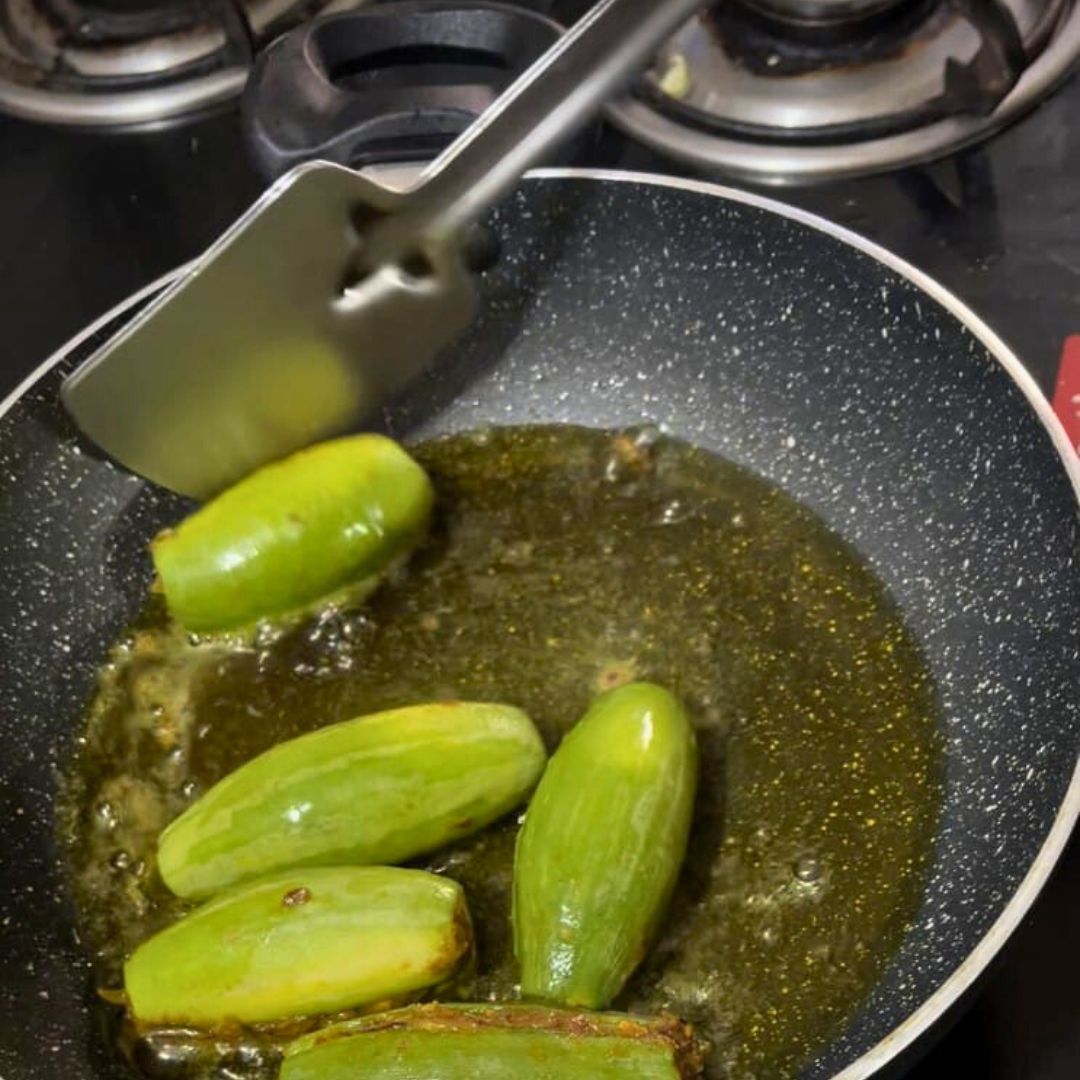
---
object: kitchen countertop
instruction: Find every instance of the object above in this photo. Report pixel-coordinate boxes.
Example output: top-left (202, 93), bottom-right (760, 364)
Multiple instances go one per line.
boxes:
top-left (0, 68), bottom-right (1077, 1080)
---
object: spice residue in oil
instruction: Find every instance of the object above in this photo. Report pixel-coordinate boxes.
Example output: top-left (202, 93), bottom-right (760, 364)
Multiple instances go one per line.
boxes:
top-left (61, 424), bottom-right (942, 1080)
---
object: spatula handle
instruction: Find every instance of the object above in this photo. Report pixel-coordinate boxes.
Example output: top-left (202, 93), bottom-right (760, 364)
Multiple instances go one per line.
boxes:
top-left (390, 0), bottom-right (707, 243)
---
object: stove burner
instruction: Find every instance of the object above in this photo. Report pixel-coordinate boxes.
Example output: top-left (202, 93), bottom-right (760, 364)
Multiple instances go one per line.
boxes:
top-left (607, 0), bottom-right (1080, 182)
top-left (743, 0), bottom-right (911, 26)
top-left (42, 0), bottom-right (226, 46)
top-left (0, 0), bottom-right (347, 125)
top-left (647, 0), bottom-right (1036, 139)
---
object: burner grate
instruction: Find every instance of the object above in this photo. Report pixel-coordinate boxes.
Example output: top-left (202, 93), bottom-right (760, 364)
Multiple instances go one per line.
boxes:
top-left (607, 0), bottom-right (1080, 181)
top-left (0, 0), bottom-right (341, 124)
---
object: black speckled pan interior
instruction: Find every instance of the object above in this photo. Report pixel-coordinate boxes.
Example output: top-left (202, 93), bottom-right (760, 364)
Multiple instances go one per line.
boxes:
top-left (0, 172), bottom-right (1077, 1079)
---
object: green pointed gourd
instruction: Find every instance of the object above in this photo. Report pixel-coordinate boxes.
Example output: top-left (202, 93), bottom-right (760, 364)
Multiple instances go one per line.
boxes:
top-left (281, 1003), bottom-right (704, 1079)
top-left (513, 682), bottom-right (697, 1010)
top-left (124, 866), bottom-right (472, 1027)
top-left (151, 434), bottom-right (434, 632)
top-left (158, 701), bottom-right (547, 900)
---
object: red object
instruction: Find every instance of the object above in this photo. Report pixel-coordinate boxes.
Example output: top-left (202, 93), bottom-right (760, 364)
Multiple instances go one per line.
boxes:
top-left (1050, 335), bottom-right (1080, 455)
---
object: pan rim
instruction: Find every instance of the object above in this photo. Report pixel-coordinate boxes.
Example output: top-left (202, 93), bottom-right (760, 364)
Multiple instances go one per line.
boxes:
top-left (2, 166), bottom-right (1078, 1080)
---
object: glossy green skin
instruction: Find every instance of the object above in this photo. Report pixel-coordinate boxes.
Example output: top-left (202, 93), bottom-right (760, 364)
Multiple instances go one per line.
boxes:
top-left (152, 434), bottom-right (433, 631)
top-left (513, 683), bottom-right (697, 1010)
top-left (282, 1004), bottom-right (699, 1080)
top-left (124, 866), bottom-right (471, 1027)
top-left (158, 702), bottom-right (546, 899)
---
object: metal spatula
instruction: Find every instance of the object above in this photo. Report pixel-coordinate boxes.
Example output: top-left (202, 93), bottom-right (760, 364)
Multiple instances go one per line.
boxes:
top-left (61, 0), bottom-right (706, 498)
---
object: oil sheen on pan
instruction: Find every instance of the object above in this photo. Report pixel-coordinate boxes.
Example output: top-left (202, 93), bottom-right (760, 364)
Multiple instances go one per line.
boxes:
top-left (60, 424), bottom-right (943, 1080)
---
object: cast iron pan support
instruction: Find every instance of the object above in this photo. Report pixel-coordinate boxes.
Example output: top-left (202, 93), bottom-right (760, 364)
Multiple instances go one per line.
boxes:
top-left (244, 2), bottom-right (565, 179)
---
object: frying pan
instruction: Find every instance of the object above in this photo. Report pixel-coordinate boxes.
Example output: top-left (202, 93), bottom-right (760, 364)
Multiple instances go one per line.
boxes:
top-left (0, 169), bottom-right (1078, 1079)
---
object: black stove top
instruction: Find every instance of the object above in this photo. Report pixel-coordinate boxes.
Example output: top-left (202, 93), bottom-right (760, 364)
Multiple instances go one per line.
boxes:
top-left (0, 48), bottom-right (1078, 1080)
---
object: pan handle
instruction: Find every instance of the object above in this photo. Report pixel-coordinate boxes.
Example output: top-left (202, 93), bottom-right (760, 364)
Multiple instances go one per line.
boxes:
top-left (243, 2), bottom-right (565, 180)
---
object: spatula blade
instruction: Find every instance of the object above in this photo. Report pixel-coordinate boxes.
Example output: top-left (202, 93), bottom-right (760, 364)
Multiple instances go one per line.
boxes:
top-left (62, 162), bottom-right (476, 499)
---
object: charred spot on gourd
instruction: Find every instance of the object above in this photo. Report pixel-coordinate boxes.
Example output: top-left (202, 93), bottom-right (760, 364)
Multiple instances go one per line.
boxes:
top-left (593, 657), bottom-right (639, 693)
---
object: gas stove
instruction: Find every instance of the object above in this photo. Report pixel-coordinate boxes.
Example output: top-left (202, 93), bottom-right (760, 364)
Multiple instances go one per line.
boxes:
top-left (0, 1), bottom-right (1077, 1077)
top-left (4, 0), bottom-right (1079, 186)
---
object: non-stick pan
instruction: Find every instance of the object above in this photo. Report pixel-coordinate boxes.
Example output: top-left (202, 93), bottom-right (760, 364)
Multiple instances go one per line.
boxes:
top-left (0, 170), bottom-right (1078, 1080)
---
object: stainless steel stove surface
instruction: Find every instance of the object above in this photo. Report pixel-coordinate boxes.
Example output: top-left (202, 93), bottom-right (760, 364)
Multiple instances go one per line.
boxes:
top-left (0, 0), bottom-right (361, 125)
top-left (4, 0), bottom-right (1078, 184)
top-left (611, 0), bottom-right (1080, 181)
top-left (0, 1), bottom-right (1077, 1076)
